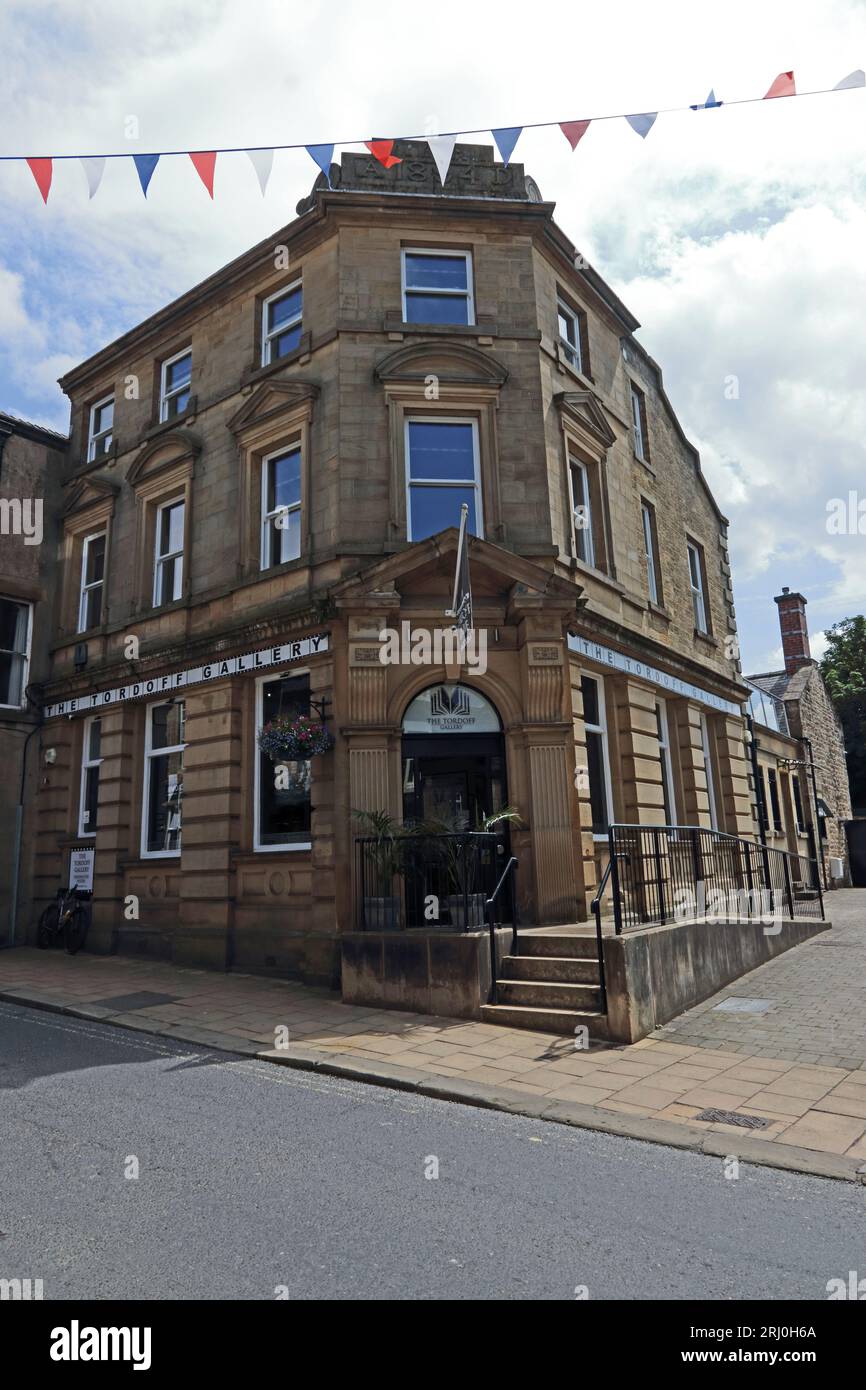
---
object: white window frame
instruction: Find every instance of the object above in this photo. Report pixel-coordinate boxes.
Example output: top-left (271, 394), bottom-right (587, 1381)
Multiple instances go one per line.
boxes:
top-left (557, 299), bottom-right (582, 372)
top-left (159, 348), bottom-right (192, 423)
top-left (152, 495), bottom-right (185, 608)
top-left (254, 669), bottom-right (312, 853)
top-left (700, 712), bottom-right (718, 830)
top-left (260, 445), bottom-right (302, 570)
top-left (401, 248), bottom-right (475, 326)
top-left (261, 280), bottom-right (303, 367)
top-left (655, 699), bottom-right (677, 827)
top-left (77, 715), bottom-right (103, 838)
top-left (87, 394), bottom-right (114, 462)
top-left (568, 456), bottom-right (595, 567)
top-left (78, 530), bottom-right (106, 633)
top-left (141, 699), bottom-right (185, 860)
top-left (581, 671), bottom-right (615, 842)
top-left (0, 596), bottom-right (32, 710)
top-left (687, 540), bottom-right (708, 633)
top-left (642, 501), bottom-right (659, 604)
top-left (404, 416), bottom-right (484, 541)
top-left (631, 383), bottom-right (647, 461)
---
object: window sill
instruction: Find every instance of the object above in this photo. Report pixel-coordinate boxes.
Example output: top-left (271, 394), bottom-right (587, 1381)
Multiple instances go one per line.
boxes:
top-left (555, 345), bottom-right (594, 388)
top-left (382, 317), bottom-right (492, 338)
top-left (647, 601), bottom-right (671, 622)
top-left (250, 843), bottom-right (312, 855)
top-left (694, 629), bottom-right (719, 648)
top-left (145, 399), bottom-right (198, 441)
top-left (632, 450), bottom-right (654, 473)
top-left (566, 554), bottom-right (625, 594)
top-left (240, 332), bottom-right (313, 388)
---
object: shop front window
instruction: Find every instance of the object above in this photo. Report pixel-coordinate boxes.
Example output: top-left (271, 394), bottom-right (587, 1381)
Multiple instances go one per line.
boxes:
top-left (256, 673), bottom-right (312, 850)
top-left (143, 700), bottom-right (185, 856)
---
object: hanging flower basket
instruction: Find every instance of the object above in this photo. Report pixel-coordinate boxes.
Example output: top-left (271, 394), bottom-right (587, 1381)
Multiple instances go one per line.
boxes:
top-left (258, 715), bottom-right (334, 761)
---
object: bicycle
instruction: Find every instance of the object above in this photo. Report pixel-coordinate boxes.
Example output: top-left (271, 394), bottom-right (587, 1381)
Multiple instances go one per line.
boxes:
top-left (36, 887), bottom-right (91, 955)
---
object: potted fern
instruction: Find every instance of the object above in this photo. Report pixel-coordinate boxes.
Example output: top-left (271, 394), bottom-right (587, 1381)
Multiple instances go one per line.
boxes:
top-left (353, 808), bottom-right (406, 931)
top-left (425, 807), bottom-right (522, 929)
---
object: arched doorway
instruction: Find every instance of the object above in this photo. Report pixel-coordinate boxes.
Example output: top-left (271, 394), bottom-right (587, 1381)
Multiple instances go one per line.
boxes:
top-left (401, 683), bottom-right (511, 927)
top-left (401, 683), bottom-right (507, 827)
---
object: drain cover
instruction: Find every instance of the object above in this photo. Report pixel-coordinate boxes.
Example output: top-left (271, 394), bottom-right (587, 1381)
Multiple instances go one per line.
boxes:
top-left (90, 992), bottom-right (178, 1011)
top-left (696, 1108), bottom-right (771, 1129)
top-left (712, 997), bottom-right (773, 1014)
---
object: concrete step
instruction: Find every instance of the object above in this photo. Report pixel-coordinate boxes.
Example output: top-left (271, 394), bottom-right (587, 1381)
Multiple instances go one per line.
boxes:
top-left (480, 1003), bottom-right (610, 1039)
top-left (500, 954), bottom-right (599, 985)
top-left (495, 978), bottom-right (602, 1011)
top-left (516, 933), bottom-right (600, 960)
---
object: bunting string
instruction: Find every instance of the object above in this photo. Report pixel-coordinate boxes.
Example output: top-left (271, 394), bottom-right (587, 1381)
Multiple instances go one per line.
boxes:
top-left (5, 69), bottom-right (863, 203)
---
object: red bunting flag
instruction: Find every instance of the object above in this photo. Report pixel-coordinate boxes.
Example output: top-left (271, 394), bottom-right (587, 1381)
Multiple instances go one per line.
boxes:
top-left (560, 120), bottom-right (591, 151)
top-left (365, 140), bottom-right (402, 168)
top-left (764, 71), bottom-right (795, 99)
top-left (26, 157), bottom-right (52, 203)
top-left (189, 151), bottom-right (217, 197)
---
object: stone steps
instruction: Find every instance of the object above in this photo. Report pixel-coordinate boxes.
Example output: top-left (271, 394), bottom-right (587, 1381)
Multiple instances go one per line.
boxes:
top-left (500, 954), bottom-right (598, 984)
top-left (480, 1002), bottom-right (610, 1038)
top-left (495, 977), bottom-right (603, 1011)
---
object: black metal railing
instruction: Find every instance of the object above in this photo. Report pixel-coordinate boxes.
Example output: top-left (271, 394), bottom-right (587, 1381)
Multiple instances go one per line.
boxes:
top-left (589, 859), bottom-right (612, 1014)
top-left (355, 831), bottom-right (509, 931)
top-left (486, 856), bottom-right (518, 1003)
top-left (606, 823), bottom-right (824, 933)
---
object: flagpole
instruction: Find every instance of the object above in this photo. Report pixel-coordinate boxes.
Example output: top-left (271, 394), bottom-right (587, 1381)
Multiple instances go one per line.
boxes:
top-left (447, 504), bottom-right (469, 620)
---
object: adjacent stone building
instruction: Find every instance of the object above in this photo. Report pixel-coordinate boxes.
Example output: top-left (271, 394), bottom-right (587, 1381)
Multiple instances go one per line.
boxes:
top-left (8, 141), bottom-right (836, 1028)
top-left (0, 412), bottom-right (67, 940)
top-left (748, 588), bottom-right (853, 886)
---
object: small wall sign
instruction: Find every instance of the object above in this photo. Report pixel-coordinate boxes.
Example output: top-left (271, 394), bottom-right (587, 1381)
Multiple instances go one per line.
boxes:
top-left (68, 848), bottom-right (95, 892)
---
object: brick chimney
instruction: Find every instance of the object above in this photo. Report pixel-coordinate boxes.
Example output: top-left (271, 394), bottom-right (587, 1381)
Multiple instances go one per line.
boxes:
top-left (774, 587), bottom-right (812, 675)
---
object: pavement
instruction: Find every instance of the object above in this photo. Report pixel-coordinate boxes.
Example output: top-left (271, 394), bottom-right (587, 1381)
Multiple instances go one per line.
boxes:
top-left (3, 1000), bottom-right (866, 1300)
top-left (3, 887), bottom-right (866, 1185)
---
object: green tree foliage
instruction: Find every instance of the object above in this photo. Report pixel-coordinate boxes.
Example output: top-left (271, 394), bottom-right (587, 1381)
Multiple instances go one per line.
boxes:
top-left (820, 616), bottom-right (866, 811)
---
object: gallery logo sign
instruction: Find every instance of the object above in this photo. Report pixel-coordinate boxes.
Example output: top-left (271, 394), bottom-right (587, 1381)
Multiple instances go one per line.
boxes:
top-left (430, 686), bottom-right (471, 718)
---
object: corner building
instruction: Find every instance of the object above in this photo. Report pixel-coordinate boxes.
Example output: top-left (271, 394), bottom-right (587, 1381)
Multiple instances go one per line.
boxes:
top-left (33, 141), bottom-right (762, 1001)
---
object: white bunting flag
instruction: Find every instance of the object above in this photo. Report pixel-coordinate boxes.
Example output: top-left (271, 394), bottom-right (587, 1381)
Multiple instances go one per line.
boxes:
top-left (427, 135), bottom-right (456, 186)
top-left (625, 112), bottom-right (657, 139)
top-left (80, 157), bottom-right (106, 199)
top-left (246, 148), bottom-right (274, 195)
top-left (834, 69), bottom-right (865, 90)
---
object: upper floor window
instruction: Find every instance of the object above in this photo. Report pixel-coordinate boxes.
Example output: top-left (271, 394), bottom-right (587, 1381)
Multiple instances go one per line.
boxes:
top-left (78, 716), bottom-right (102, 836)
top-left (557, 298), bottom-right (587, 374)
top-left (142, 699), bottom-right (185, 857)
top-left (78, 531), bottom-right (106, 632)
top-left (792, 774), bottom-right (806, 834)
top-left (569, 456), bottom-right (595, 567)
top-left (153, 497), bottom-right (185, 607)
top-left (401, 250), bottom-right (474, 325)
top-left (405, 418), bottom-right (482, 542)
top-left (630, 382), bottom-right (649, 462)
top-left (160, 350), bottom-right (192, 422)
top-left (261, 446), bottom-right (302, 569)
top-left (262, 281), bottom-right (302, 365)
top-left (687, 539), bottom-right (709, 634)
top-left (641, 499), bottom-right (661, 604)
top-left (0, 597), bottom-right (31, 708)
top-left (87, 395), bottom-right (114, 461)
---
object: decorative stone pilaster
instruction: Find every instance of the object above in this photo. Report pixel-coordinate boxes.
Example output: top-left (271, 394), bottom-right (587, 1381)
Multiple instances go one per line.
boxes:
top-left (89, 705), bottom-right (136, 951)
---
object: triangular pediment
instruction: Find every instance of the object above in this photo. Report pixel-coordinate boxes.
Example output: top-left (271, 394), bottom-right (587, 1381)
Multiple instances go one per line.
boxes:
top-left (62, 473), bottom-right (120, 518)
top-left (227, 380), bottom-right (319, 436)
top-left (127, 430), bottom-right (201, 486)
top-left (332, 528), bottom-right (583, 611)
top-left (555, 390), bottom-right (617, 450)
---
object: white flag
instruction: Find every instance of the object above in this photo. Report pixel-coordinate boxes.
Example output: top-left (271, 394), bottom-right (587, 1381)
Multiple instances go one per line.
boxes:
top-left (247, 148), bottom-right (274, 195)
top-left (427, 135), bottom-right (456, 186)
top-left (80, 157), bottom-right (106, 199)
top-left (834, 69), bottom-right (865, 90)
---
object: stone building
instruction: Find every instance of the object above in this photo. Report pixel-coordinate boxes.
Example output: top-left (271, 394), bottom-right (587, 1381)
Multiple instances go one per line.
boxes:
top-left (748, 588), bottom-right (853, 886)
top-left (17, 141), bottom-right (827, 1029)
top-left (0, 412), bottom-right (67, 940)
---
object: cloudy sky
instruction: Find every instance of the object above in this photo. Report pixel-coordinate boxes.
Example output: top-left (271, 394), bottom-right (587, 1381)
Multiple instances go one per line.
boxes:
top-left (1, 0), bottom-right (864, 672)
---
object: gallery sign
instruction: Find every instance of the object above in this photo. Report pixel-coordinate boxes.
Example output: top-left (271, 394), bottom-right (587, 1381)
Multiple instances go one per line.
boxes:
top-left (402, 684), bottom-right (501, 734)
top-left (44, 633), bottom-right (329, 719)
top-left (68, 847), bottom-right (94, 891)
top-left (568, 634), bottom-right (742, 717)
